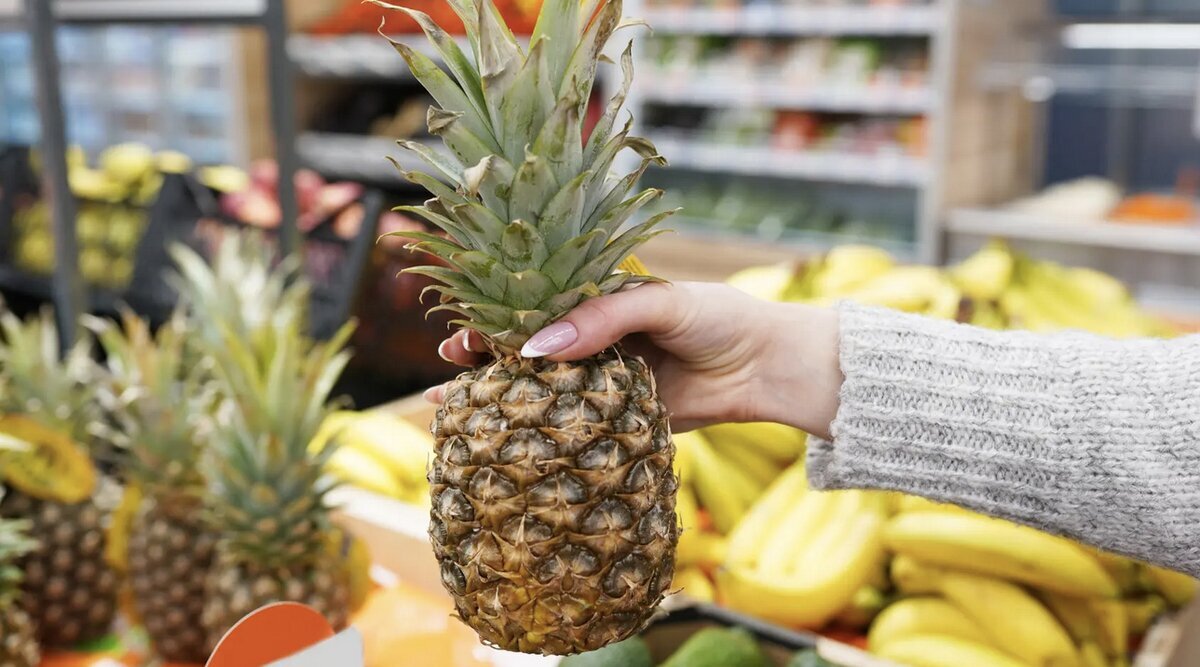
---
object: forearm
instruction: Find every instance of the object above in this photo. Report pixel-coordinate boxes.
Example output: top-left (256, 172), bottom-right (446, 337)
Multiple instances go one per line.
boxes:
top-left (754, 302), bottom-right (842, 440)
top-left (802, 302), bottom-right (1200, 575)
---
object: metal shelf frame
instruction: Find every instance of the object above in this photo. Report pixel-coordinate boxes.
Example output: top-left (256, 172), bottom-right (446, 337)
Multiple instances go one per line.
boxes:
top-left (8, 0), bottom-right (301, 348)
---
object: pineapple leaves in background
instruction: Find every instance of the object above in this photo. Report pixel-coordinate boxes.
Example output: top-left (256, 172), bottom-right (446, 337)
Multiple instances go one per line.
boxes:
top-left (170, 231), bottom-right (355, 651)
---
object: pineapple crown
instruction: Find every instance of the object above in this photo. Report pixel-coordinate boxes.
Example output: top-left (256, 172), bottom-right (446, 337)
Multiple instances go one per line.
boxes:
top-left (0, 306), bottom-right (102, 446)
top-left (374, 0), bottom-right (674, 352)
top-left (169, 232), bottom-right (310, 349)
top-left (0, 515), bottom-right (34, 605)
top-left (173, 230), bottom-right (355, 568)
top-left (85, 309), bottom-right (216, 497)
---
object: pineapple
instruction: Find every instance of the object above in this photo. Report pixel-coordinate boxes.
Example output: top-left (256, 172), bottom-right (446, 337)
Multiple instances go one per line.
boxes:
top-left (0, 309), bottom-right (120, 647)
top-left (0, 515), bottom-right (39, 667)
top-left (171, 234), bottom-right (356, 650)
top-left (376, 0), bottom-right (677, 654)
top-left (88, 310), bottom-right (218, 663)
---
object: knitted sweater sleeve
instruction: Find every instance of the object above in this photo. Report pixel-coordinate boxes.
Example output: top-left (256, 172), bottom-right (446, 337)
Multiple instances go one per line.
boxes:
top-left (807, 302), bottom-right (1200, 576)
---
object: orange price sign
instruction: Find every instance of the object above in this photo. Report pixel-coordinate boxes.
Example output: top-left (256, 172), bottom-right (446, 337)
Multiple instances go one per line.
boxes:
top-left (206, 602), bottom-right (362, 667)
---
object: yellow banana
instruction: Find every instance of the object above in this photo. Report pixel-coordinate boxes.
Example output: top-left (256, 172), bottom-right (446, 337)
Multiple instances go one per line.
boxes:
top-left (1088, 599), bottom-right (1128, 659)
top-left (672, 567), bottom-right (715, 602)
top-left (678, 529), bottom-right (728, 570)
top-left (326, 446), bottom-right (407, 498)
top-left (833, 585), bottom-right (887, 629)
top-left (970, 299), bottom-right (1008, 329)
top-left (336, 411), bottom-right (433, 485)
top-left (811, 245), bottom-right (896, 298)
top-left (724, 461), bottom-right (807, 569)
top-left (726, 263), bottom-right (798, 301)
top-left (754, 489), bottom-right (843, 575)
top-left (875, 634), bottom-right (1027, 667)
top-left (673, 430), bottom-right (695, 482)
top-left (950, 241), bottom-right (1014, 301)
top-left (1079, 641), bottom-right (1108, 667)
top-left (1038, 591), bottom-right (1100, 646)
top-left (867, 597), bottom-right (992, 653)
top-left (1085, 547), bottom-right (1142, 595)
top-left (1143, 564), bottom-right (1197, 608)
top-left (884, 511), bottom-right (1119, 598)
top-left (716, 510), bottom-right (885, 627)
top-left (701, 436), bottom-right (765, 507)
top-left (1122, 595), bottom-right (1166, 635)
top-left (941, 572), bottom-right (1080, 667)
top-left (689, 434), bottom-right (754, 533)
top-left (895, 494), bottom-right (971, 515)
top-left (891, 557), bottom-right (1081, 667)
top-left (715, 442), bottom-right (781, 488)
top-left (788, 491), bottom-right (872, 577)
top-left (676, 482), bottom-right (701, 533)
top-left (311, 410), bottom-right (360, 452)
top-left (700, 422), bottom-right (806, 464)
top-left (835, 266), bottom-right (953, 313)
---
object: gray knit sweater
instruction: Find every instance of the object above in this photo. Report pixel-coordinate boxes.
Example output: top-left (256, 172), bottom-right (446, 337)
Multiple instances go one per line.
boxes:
top-left (807, 302), bottom-right (1200, 576)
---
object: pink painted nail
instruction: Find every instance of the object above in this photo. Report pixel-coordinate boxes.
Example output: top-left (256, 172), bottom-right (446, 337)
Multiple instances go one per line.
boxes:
top-left (521, 321), bottom-right (578, 358)
top-left (423, 386), bottom-right (441, 403)
top-left (437, 339), bottom-right (453, 362)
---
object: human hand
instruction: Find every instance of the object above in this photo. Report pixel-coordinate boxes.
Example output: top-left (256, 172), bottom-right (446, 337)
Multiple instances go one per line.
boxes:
top-left (426, 281), bottom-right (842, 436)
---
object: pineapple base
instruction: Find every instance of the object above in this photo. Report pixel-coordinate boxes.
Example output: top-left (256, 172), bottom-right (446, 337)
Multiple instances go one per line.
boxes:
top-left (0, 603), bottom-right (40, 667)
top-left (0, 479), bottom-right (121, 647)
top-left (128, 498), bottom-right (217, 663)
top-left (200, 553), bottom-right (351, 653)
top-left (429, 348), bottom-right (678, 655)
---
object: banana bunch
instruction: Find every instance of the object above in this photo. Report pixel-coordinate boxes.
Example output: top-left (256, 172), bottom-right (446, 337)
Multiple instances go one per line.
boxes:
top-left (949, 242), bottom-right (1173, 337)
top-left (715, 462), bottom-right (892, 628)
top-left (678, 424), bottom-right (806, 534)
top-left (311, 410), bottom-right (434, 506)
top-left (866, 497), bottom-right (1198, 667)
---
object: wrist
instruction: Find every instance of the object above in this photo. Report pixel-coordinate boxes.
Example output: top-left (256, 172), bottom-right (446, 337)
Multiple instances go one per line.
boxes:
top-left (753, 302), bottom-right (842, 439)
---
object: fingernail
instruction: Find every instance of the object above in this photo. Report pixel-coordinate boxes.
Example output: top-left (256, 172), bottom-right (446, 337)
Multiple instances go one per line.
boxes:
top-left (437, 339), bottom-right (453, 362)
top-left (423, 386), bottom-right (441, 403)
top-left (462, 332), bottom-right (477, 353)
top-left (521, 321), bottom-right (577, 358)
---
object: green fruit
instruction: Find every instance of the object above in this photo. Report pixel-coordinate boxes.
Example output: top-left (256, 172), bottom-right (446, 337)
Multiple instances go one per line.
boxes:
top-left (559, 637), bottom-right (652, 667)
top-left (660, 628), bottom-right (769, 667)
top-left (787, 649), bottom-right (835, 667)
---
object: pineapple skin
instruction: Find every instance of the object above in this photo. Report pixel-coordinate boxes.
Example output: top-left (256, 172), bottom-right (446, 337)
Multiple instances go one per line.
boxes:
top-left (200, 553), bottom-right (351, 652)
top-left (0, 603), bottom-right (39, 667)
top-left (0, 483), bottom-right (120, 647)
top-left (430, 348), bottom-right (678, 655)
top-left (128, 498), bottom-right (217, 663)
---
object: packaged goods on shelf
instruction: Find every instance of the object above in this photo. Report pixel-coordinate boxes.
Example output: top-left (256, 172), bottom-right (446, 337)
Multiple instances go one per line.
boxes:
top-left (305, 0), bottom-right (541, 36)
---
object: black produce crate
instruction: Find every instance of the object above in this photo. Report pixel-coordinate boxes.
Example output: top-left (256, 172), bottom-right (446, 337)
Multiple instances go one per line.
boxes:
top-left (641, 602), bottom-right (892, 667)
top-left (184, 182), bottom-right (385, 340)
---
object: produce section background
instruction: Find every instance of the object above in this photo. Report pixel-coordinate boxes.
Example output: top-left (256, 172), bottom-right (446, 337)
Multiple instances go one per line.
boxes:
top-left (2, 0), bottom-right (1200, 665)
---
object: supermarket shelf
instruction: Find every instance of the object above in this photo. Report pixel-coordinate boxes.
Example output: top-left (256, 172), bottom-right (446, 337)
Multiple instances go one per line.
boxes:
top-left (638, 76), bottom-right (933, 114)
top-left (297, 132), bottom-right (440, 184)
top-left (290, 33), bottom-right (441, 80)
top-left (979, 61), bottom-right (1199, 109)
top-left (947, 208), bottom-right (1200, 256)
top-left (640, 5), bottom-right (941, 36)
top-left (651, 136), bottom-right (929, 187)
top-left (0, 0), bottom-right (268, 24)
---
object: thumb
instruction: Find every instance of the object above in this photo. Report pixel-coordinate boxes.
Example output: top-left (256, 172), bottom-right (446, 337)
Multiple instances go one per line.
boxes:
top-left (520, 283), bottom-right (682, 361)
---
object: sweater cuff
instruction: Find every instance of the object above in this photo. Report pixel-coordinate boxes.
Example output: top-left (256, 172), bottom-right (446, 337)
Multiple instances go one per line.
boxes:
top-left (805, 301), bottom-right (1083, 515)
